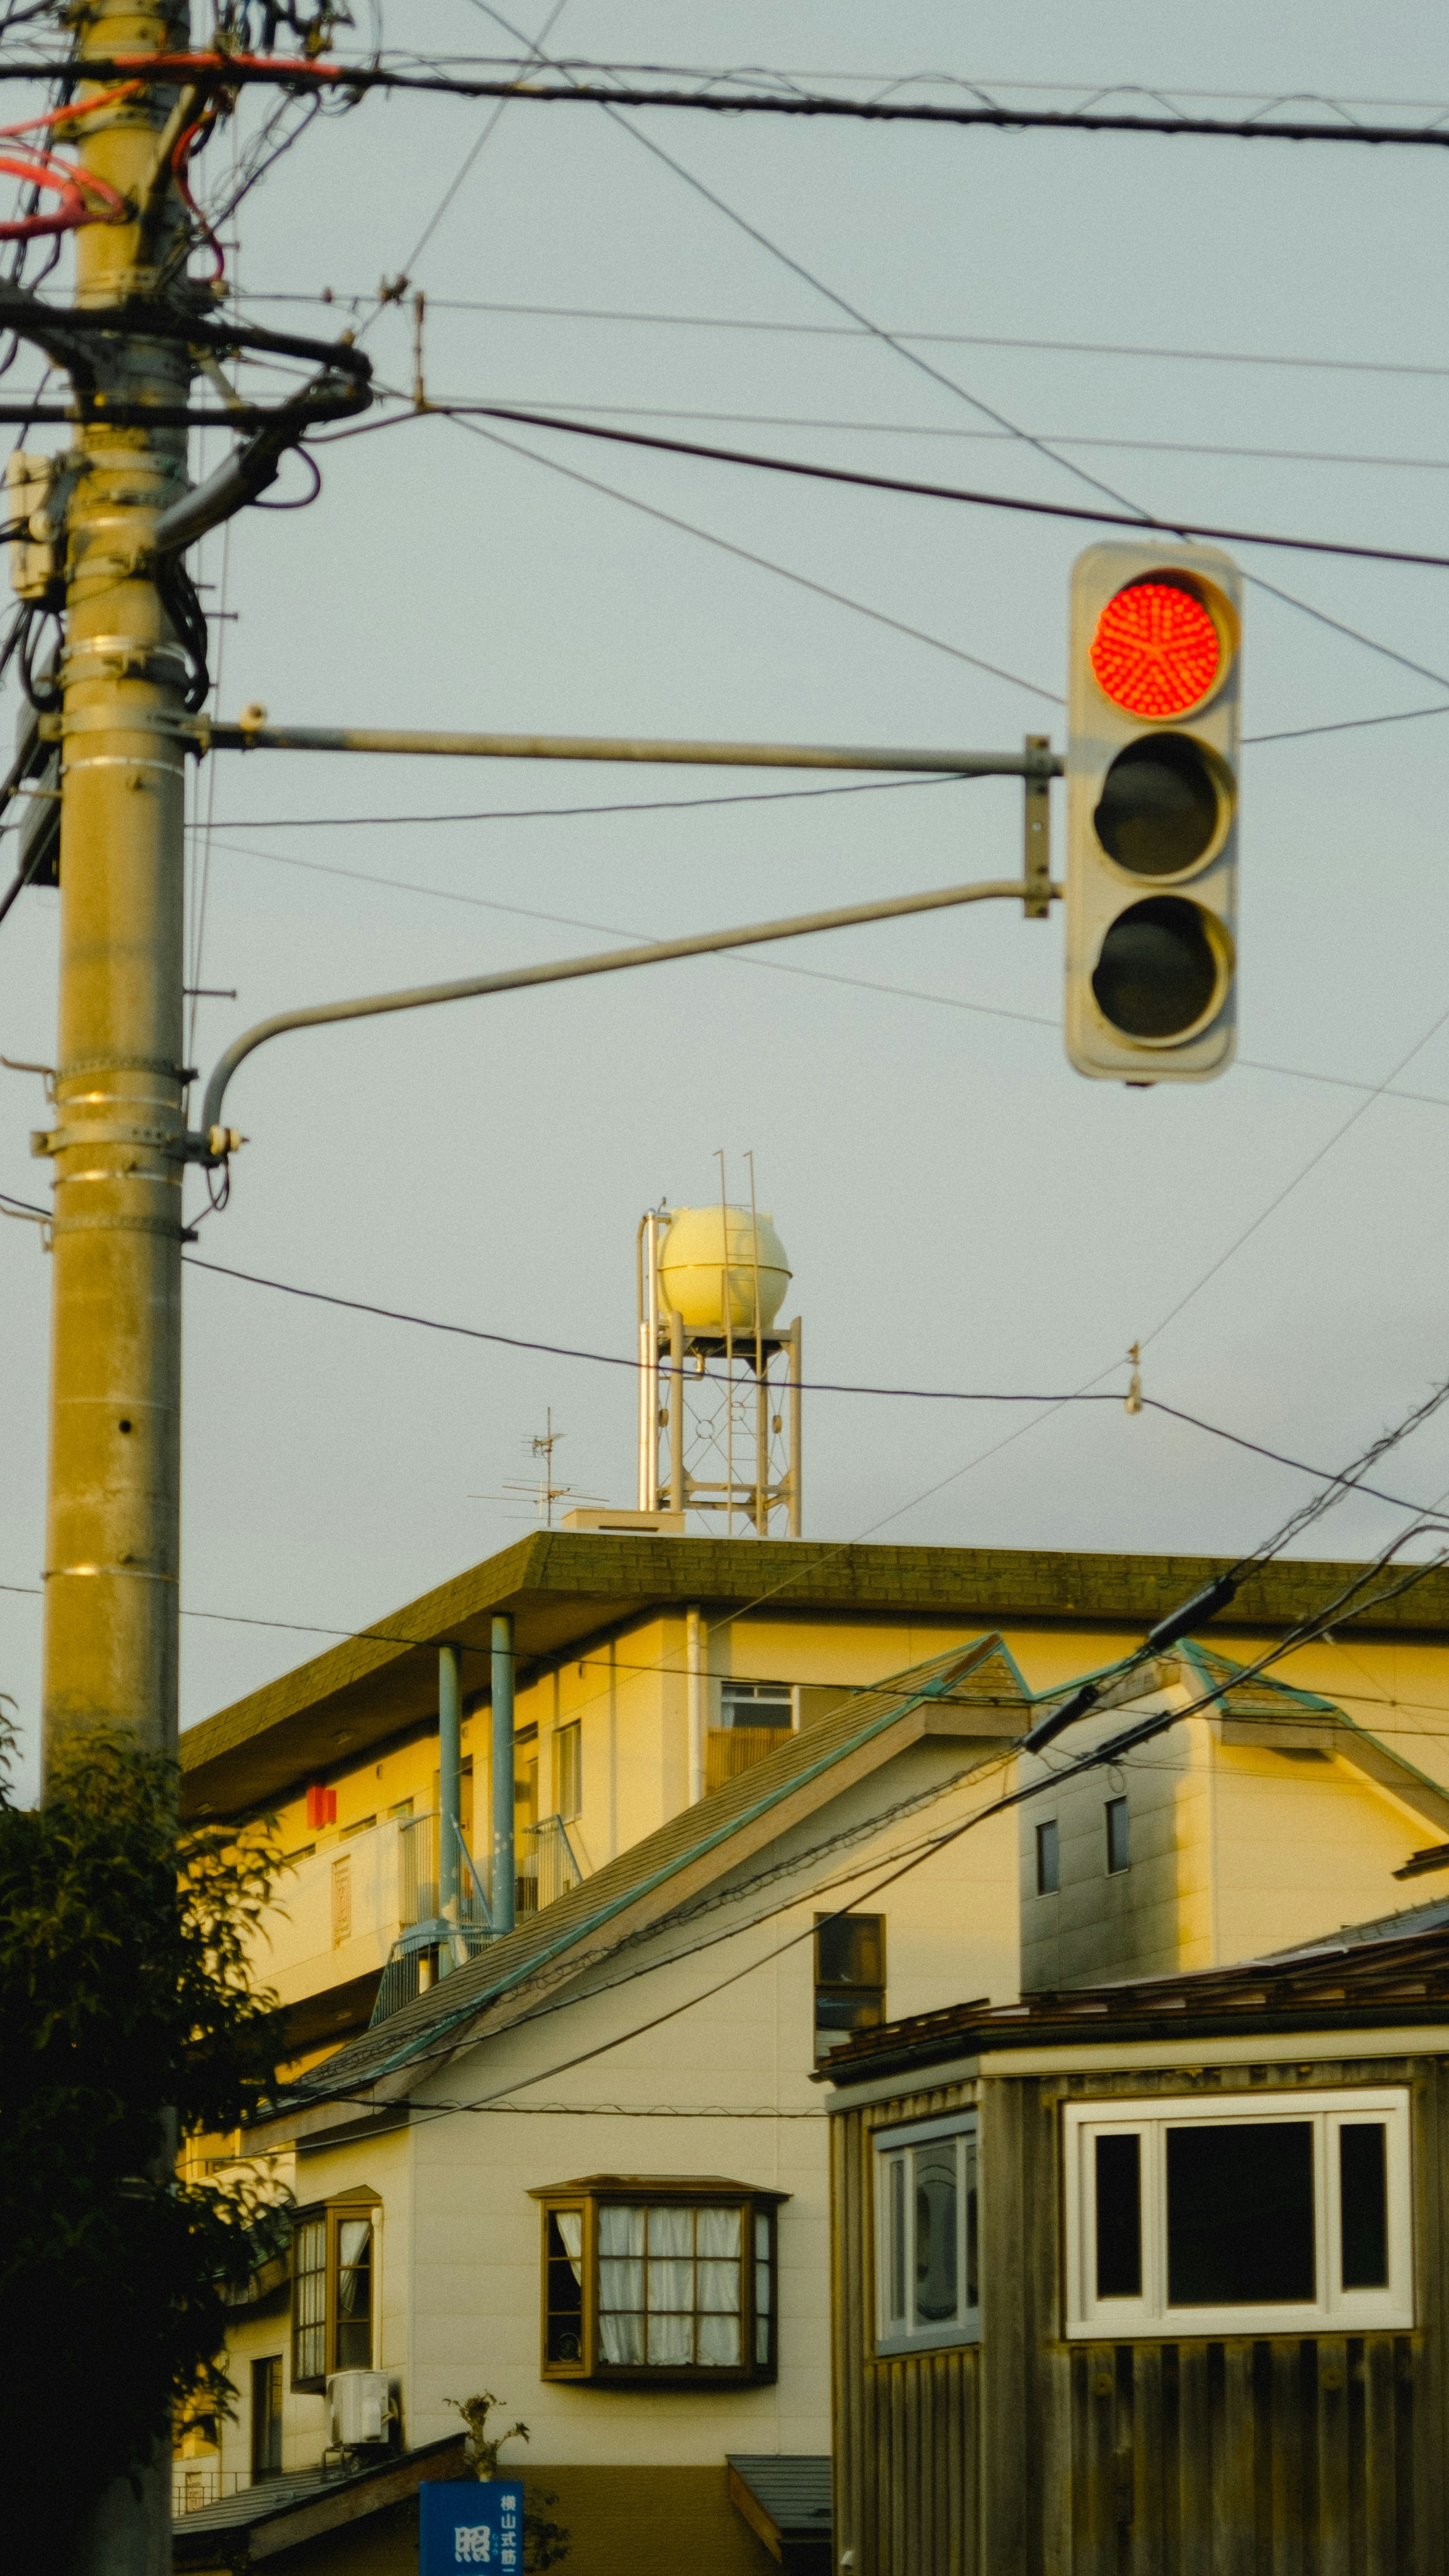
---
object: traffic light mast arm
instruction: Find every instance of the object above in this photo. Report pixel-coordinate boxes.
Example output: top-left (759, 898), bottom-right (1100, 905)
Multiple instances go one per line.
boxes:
top-left (181, 720), bottom-right (1065, 778)
top-left (196, 874), bottom-right (1060, 1143)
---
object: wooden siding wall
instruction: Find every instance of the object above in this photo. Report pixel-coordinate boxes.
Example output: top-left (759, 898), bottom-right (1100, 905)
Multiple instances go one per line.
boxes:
top-left (831, 2078), bottom-right (980, 2576)
top-left (831, 2054), bottom-right (1449, 2576)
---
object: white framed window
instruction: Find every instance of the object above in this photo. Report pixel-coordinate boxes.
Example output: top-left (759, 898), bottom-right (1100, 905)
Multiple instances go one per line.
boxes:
top-left (873, 2114), bottom-right (980, 2356)
top-left (1063, 2089), bottom-right (1412, 2340)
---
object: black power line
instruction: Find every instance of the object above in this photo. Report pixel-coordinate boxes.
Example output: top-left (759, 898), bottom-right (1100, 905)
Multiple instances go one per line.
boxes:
top-left (425, 400), bottom-right (1449, 575)
top-left (10, 54), bottom-right (1449, 146)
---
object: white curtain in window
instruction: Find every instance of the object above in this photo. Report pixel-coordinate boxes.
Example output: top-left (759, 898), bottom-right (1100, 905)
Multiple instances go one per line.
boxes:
top-left (598, 2206), bottom-right (645, 2364)
top-left (696, 2206), bottom-right (741, 2364)
top-left (646, 2206), bottom-right (694, 2365)
top-left (554, 2209), bottom-right (583, 2286)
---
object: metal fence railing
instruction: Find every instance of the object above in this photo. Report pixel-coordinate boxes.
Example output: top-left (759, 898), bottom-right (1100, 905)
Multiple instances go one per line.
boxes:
top-left (516, 1813), bottom-right (585, 1916)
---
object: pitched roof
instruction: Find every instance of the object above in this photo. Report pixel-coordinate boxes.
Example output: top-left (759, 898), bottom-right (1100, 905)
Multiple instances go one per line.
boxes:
top-left (171, 2435), bottom-right (468, 2568)
top-left (823, 1918), bottom-right (1449, 2087)
top-left (253, 1631), bottom-right (1031, 2142)
top-left (180, 1530), bottom-right (1449, 1820)
top-left (727, 2456), bottom-right (832, 2552)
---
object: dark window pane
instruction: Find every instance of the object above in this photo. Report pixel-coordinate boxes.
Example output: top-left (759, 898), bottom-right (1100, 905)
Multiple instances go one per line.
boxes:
top-left (1340, 2125), bottom-right (1389, 2289)
top-left (888, 2159), bottom-right (906, 2324)
top-left (1105, 1796), bottom-right (1129, 1874)
top-left (815, 1992), bottom-right (884, 2034)
top-left (965, 2143), bottom-right (979, 2312)
top-left (251, 2357), bottom-right (282, 2477)
top-left (1095, 2134), bottom-right (1142, 2298)
top-left (816, 1913), bottom-right (884, 1987)
top-left (1166, 2123), bottom-right (1315, 2306)
top-left (913, 2141), bottom-right (959, 2325)
top-left (1036, 1820), bottom-right (1060, 1895)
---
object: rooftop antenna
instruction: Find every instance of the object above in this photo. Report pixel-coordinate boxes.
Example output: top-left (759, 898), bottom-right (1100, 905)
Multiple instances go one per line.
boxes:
top-left (470, 1410), bottom-right (605, 1526)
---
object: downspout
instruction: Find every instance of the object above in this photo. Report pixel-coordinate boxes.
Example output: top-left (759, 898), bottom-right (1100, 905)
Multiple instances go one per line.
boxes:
top-left (492, 1613), bottom-right (517, 1936)
top-left (437, 1644), bottom-right (462, 1976)
top-left (686, 1606), bottom-right (706, 1805)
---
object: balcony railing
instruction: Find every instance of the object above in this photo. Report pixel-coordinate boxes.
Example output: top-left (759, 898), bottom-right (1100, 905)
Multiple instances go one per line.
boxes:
top-left (516, 1813), bottom-right (584, 1916)
top-left (369, 1812), bottom-right (493, 2027)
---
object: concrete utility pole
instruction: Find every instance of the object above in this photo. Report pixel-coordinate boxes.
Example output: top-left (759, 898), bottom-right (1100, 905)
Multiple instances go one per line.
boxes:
top-left (42, 1), bottom-right (190, 1799)
top-left (36, 10), bottom-right (190, 2574)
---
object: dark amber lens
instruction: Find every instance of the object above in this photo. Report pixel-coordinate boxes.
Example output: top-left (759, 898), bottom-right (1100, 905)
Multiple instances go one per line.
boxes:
top-left (1092, 896), bottom-right (1222, 1040)
top-left (1093, 734), bottom-right (1223, 878)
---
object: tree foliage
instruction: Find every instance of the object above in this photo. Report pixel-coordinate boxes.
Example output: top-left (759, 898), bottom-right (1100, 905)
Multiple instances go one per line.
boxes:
top-left (0, 1724), bottom-right (289, 2550)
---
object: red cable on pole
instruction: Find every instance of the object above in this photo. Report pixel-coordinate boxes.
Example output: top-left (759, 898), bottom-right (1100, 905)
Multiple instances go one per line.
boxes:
top-left (0, 148), bottom-right (126, 240)
top-left (0, 83), bottom-right (140, 241)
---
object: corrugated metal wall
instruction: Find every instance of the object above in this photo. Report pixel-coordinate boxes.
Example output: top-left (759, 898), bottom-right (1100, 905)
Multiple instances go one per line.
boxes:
top-left (831, 2056), bottom-right (1449, 2576)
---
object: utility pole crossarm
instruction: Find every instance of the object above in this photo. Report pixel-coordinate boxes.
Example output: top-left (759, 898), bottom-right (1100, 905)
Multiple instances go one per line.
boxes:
top-left (198, 876), bottom-right (1059, 1137)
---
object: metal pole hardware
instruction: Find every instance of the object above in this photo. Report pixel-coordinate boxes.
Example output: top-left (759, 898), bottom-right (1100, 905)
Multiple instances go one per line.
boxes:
top-left (198, 875), bottom-right (1060, 1140)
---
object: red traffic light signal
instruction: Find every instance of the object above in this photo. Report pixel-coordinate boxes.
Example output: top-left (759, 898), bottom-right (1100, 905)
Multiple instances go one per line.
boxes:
top-left (1066, 546), bottom-right (1241, 1083)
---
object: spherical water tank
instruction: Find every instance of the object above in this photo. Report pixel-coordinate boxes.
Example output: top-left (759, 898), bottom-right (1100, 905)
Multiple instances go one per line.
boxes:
top-left (658, 1204), bottom-right (792, 1335)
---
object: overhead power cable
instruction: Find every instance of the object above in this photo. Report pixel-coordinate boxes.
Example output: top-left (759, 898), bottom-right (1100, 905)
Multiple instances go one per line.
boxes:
top-left (237, 294), bottom-right (1449, 389)
top-left (135, 1246), bottom-right (1442, 1519)
top-left (399, 398), bottom-right (1449, 574)
top-left (12, 52), bottom-right (1449, 146)
top-left (358, 394), bottom-right (1449, 479)
top-left (298, 1543), bottom-right (1449, 2123)
top-left (428, 410), bottom-right (1062, 703)
top-left (567, 83), bottom-right (1449, 701)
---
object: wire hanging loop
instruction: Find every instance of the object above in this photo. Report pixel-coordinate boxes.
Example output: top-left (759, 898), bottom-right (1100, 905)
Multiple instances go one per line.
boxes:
top-left (0, 147), bottom-right (129, 241)
top-left (0, 82), bottom-right (145, 241)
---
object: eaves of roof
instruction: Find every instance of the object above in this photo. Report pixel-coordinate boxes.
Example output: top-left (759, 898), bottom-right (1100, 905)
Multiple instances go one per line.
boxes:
top-left (822, 1922), bottom-right (1449, 2089)
top-left (179, 1533), bottom-right (1449, 1822)
top-left (246, 1632), bottom-right (1030, 2147)
top-left (171, 2434), bottom-right (467, 2567)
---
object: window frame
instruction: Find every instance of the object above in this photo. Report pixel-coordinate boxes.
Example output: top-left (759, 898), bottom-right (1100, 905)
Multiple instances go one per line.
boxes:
top-left (814, 1910), bottom-right (887, 2063)
top-left (554, 1720), bottom-right (582, 1823)
top-left (290, 2193), bottom-right (381, 2392)
top-left (1104, 1795), bottom-right (1130, 1875)
top-left (531, 2179), bottom-right (784, 2386)
top-left (872, 2112), bottom-right (981, 2358)
top-left (1063, 2089), bottom-right (1413, 2340)
top-left (1035, 1819), bottom-right (1060, 1896)
top-left (251, 2355), bottom-right (283, 2478)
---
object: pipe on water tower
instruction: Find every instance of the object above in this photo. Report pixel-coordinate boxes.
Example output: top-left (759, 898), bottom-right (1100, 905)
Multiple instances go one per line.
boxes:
top-left (437, 1644), bottom-right (461, 1977)
top-left (492, 1613), bottom-right (516, 1935)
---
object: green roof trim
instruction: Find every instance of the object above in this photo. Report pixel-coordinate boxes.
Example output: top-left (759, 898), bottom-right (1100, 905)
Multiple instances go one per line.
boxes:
top-left (268, 1632), bottom-right (1028, 2115)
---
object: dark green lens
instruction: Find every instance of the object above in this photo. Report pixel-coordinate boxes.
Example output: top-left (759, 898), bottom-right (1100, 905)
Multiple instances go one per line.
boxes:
top-left (1092, 897), bottom-right (1221, 1040)
top-left (1094, 734), bottom-right (1222, 877)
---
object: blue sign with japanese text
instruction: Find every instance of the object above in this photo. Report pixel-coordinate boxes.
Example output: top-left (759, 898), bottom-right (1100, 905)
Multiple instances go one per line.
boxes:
top-left (420, 2479), bottom-right (525, 2575)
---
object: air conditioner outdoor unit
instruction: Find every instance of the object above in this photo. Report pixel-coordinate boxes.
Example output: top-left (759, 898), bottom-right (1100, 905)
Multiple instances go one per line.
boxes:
top-left (327, 2370), bottom-right (392, 2448)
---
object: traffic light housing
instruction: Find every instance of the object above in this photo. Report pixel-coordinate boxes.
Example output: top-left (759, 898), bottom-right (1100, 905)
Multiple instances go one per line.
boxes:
top-left (1065, 541), bottom-right (1241, 1082)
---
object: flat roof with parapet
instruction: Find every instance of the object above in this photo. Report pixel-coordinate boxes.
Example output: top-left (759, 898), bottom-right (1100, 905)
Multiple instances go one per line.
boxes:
top-left (180, 1530), bottom-right (1449, 1821)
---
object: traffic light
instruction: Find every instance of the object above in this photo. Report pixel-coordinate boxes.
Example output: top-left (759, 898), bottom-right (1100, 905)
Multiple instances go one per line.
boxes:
top-left (1065, 541), bottom-right (1241, 1083)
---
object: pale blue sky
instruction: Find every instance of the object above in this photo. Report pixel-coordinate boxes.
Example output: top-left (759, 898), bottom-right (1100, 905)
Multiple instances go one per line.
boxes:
top-left (5, 3), bottom-right (1449, 1795)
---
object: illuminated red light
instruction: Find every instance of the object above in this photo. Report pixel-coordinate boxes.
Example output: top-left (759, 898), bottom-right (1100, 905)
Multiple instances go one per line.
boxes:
top-left (1090, 581), bottom-right (1221, 720)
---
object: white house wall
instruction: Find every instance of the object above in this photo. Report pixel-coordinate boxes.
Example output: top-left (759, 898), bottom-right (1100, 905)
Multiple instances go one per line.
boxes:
top-left (215, 1736), bottom-right (1018, 2490)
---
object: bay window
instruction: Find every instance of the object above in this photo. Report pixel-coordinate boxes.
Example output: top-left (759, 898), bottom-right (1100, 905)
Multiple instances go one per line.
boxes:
top-left (290, 2189), bottom-right (381, 2390)
top-left (532, 2178), bottom-right (784, 2383)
